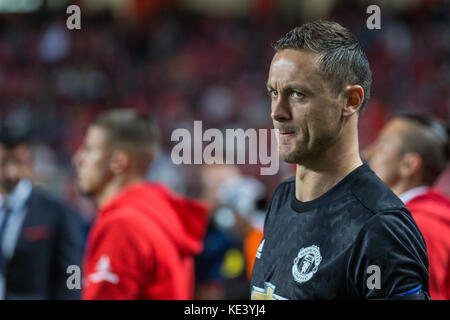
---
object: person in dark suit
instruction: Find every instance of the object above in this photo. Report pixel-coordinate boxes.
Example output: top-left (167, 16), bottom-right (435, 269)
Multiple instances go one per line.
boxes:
top-left (0, 129), bottom-right (83, 299)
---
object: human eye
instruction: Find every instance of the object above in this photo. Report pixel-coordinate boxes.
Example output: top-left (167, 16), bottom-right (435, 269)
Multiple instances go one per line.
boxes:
top-left (293, 91), bottom-right (305, 99)
top-left (268, 89), bottom-right (278, 98)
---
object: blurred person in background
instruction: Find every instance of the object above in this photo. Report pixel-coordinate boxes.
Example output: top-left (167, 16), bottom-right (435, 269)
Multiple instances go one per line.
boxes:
top-left (194, 164), bottom-right (239, 300)
top-left (0, 128), bottom-right (83, 300)
top-left (195, 164), bottom-right (267, 300)
top-left (215, 173), bottom-right (268, 287)
top-left (365, 115), bottom-right (450, 300)
top-left (74, 109), bottom-right (209, 300)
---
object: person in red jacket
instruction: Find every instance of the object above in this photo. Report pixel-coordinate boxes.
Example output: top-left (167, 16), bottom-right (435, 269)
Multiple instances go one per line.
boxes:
top-left (365, 115), bottom-right (450, 300)
top-left (73, 109), bottom-right (209, 300)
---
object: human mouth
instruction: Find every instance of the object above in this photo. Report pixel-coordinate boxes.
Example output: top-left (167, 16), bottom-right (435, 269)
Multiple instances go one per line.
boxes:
top-left (277, 129), bottom-right (297, 138)
top-left (280, 131), bottom-right (296, 137)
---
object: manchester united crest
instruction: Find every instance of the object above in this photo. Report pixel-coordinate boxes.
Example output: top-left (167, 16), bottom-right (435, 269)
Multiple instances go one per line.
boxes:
top-left (292, 245), bottom-right (322, 284)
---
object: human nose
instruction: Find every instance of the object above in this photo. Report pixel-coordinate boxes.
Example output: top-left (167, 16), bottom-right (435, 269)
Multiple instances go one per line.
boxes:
top-left (270, 95), bottom-right (291, 122)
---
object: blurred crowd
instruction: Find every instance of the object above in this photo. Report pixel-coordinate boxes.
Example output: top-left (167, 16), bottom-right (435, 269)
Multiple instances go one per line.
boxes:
top-left (0, 0), bottom-right (448, 299)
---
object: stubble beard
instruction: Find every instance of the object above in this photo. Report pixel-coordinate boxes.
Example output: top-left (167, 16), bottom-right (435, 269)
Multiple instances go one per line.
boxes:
top-left (279, 143), bottom-right (307, 164)
top-left (279, 134), bottom-right (335, 166)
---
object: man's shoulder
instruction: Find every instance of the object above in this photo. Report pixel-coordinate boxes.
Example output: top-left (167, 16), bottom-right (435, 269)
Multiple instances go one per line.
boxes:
top-left (349, 167), bottom-right (407, 214)
top-left (28, 186), bottom-right (60, 206)
top-left (407, 189), bottom-right (450, 233)
top-left (348, 171), bottom-right (424, 249)
top-left (28, 186), bottom-right (78, 217)
top-left (266, 176), bottom-right (295, 208)
top-left (273, 176), bottom-right (295, 195)
top-left (271, 167), bottom-right (406, 211)
top-left (408, 189), bottom-right (450, 209)
top-left (99, 206), bottom-right (146, 227)
top-left (96, 202), bottom-right (161, 240)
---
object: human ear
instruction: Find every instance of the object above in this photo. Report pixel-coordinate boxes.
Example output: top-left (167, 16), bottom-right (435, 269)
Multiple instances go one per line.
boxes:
top-left (399, 152), bottom-right (422, 178)
top-left (342, 85), bottom-right (364, 117)
top-left (109, 149), bottom-right (130, 175)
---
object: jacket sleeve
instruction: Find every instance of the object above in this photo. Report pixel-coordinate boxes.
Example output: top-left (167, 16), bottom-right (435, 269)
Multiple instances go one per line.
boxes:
top-left (51, 203), bottom-right (84, 300)
top-left (82, 214), bottom-right (153, 300)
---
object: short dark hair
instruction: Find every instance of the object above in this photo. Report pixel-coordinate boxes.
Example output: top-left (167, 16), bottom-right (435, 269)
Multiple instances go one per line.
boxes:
top-left (0, 126), bottom-right (32, 149)
top-left (273, 20), bottom-right (372, 114)
top-left (93, 109), bottom-right (159, 173)
top-left (399, 114), bottom-right (449, 185)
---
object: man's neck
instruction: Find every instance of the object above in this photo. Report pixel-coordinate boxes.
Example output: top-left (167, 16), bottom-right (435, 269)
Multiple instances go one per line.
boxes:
top-left (295, 132), bottom-right (362, 202)
top-left (96, 175), bottom-right (144, 209)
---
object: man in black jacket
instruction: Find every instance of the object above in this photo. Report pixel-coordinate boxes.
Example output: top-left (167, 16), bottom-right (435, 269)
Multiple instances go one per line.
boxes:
top-left (0, 130), bottom-right (83, 299)
top-left (251, 21), bottom-right (429, 300)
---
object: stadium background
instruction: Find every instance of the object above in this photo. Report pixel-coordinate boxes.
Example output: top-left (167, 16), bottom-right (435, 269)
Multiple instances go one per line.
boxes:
top-left (0, 0), bottom-right (448, 299)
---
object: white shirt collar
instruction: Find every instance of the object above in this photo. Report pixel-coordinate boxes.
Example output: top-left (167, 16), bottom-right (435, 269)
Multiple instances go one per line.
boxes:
top-left (398, 186), bottom-right (430, 204)
top-left (0, 179), bottom-right (33, 211)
